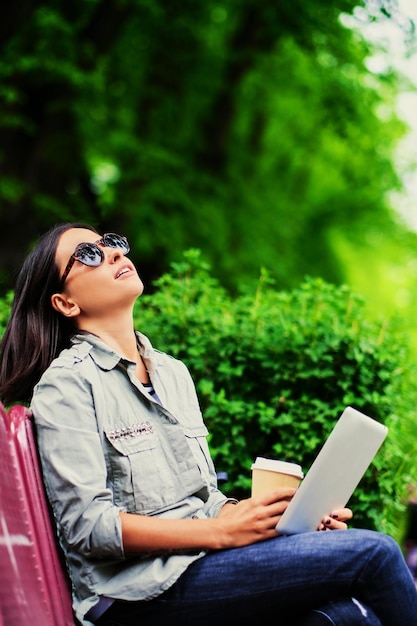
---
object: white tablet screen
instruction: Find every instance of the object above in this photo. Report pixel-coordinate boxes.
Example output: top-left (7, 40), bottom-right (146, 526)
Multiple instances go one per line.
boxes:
top-left (276, 406), bottom-right (388, 535)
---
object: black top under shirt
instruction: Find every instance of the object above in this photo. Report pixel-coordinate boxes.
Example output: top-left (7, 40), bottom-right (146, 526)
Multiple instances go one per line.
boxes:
top-left (142, 380), bottom-right (162, 405)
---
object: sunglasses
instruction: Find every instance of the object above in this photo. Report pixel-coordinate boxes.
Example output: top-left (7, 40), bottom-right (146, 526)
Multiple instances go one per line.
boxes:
top-left (60, 233), bottom-right (130, 286)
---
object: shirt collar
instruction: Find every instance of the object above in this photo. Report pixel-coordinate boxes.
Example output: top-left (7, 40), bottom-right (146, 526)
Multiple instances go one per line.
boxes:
top-left (70, 331), bottom-right (161, 373)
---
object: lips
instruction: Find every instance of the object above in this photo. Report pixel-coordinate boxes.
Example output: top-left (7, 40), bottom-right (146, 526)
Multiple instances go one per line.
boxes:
top-left (114, 263), bottom-right (134, 279)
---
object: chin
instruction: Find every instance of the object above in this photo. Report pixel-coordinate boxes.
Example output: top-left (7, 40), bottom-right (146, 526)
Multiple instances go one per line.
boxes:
top-left (136, 278), bottom-right (145, 296)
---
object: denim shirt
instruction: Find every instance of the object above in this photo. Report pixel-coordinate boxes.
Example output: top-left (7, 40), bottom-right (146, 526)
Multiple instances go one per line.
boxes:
top-left (30, 332), bottom-right (230, 625)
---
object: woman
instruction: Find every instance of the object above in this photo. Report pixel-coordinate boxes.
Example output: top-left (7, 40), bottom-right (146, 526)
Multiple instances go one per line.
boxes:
top-left (0, 222), bottom-right (416, 626)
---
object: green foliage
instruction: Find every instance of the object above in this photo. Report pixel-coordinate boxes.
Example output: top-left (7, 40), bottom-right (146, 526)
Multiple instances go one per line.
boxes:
top-left (0, 292), bottom-right (13, 337)
top-left (135, 250), bottom-right (417, 538)
top-left (0, 0), bottom-right (413, 300)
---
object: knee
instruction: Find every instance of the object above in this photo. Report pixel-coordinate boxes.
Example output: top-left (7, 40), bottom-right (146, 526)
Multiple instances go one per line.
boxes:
top-left (357, 530), bottom-right (403, 570)
top-left (370, 530), bottom-right (401, 557)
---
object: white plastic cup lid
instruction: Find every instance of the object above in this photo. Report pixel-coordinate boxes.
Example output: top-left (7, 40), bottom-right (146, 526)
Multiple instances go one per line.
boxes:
top-left (251, 456), bottom-right (304, 478)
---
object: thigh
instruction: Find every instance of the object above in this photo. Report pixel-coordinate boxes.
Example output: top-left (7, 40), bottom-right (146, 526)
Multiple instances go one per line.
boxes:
top-left (167, 529), bottom-right (376, 606)
top-left (96, 529), bottom-right (415, 625)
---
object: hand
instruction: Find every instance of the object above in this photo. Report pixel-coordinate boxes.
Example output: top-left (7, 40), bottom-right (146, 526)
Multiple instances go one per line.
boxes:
top-left (318, 508), bottom-right (353, 531)
top-left (215, 488), bottom-right (296, 547)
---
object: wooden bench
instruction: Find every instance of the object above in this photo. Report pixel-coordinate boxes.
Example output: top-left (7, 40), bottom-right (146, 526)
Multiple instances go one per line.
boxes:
top-left (0, 402), bottom-right (76, 625)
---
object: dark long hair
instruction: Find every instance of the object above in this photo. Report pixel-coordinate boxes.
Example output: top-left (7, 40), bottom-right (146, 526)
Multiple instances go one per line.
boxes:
top-left (0, 222), bottom-right (99, 406)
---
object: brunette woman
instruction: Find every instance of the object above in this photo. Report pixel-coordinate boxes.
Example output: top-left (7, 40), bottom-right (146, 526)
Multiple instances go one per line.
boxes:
top-left (1, 223), bottom-right (416, 626)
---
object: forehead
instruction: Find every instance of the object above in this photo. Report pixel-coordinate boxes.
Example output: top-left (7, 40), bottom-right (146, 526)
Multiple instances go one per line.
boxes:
top-left (55, 228), bottom-right (99, 267)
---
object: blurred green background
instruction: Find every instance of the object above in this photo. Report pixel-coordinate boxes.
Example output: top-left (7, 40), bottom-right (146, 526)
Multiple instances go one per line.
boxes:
top-left (1, 0), bottom-right (416, 339)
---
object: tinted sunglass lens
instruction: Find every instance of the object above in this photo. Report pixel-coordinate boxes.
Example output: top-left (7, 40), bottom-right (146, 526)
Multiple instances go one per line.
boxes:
top-left (103, 234), bottom-right (130, 254)
top-left (75, 243), bottom-right (104, 266)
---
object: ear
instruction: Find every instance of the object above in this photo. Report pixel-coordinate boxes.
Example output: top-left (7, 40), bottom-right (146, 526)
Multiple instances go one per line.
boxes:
top-left (51, 293), bottom-right (81, 318)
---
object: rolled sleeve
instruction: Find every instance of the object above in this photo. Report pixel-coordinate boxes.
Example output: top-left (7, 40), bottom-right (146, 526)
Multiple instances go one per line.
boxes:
top-left (203, 488), bottom-right (234, 518)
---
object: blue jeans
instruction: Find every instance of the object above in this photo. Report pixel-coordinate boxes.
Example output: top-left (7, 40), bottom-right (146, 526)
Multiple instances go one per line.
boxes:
top-left (95, 529), bottom-right (417, 625)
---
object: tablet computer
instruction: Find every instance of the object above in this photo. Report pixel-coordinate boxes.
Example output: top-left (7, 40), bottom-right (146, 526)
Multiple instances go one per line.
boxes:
top-left (275, 406), bottom-right (388, 535)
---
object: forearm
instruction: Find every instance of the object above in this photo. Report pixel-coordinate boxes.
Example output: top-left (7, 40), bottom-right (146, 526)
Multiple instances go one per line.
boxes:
top-left (120, 488), bottom-right (296, 555)
top-left (120, 511), bottom-right (227, 554)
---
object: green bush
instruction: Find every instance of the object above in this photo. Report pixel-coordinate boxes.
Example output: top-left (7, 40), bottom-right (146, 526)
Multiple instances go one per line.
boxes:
top-left (136, 250), bottom-right (417, 538)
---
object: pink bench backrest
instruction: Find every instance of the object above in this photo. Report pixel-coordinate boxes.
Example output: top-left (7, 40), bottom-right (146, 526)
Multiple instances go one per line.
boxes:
top-left (0, 402), bottom-right (76, 625)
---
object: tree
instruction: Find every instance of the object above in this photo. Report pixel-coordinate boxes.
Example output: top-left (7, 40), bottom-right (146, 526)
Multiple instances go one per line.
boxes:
top-left (0, 0), bottom-right (413, 295)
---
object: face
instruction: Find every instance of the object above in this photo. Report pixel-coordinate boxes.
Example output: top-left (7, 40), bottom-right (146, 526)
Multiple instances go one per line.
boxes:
top-left (52, 228), bottom-right (144, 321)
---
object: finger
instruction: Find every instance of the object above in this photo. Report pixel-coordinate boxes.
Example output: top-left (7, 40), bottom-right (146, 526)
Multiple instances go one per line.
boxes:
top-left (327, 516), bottom-right (349, 530)
top-left (318, 517), bottom-right (332, 531)
top-left (254, 487), bottom-right (297, 505)
top-left (319, 516), bottom-right (348, 531)
top-left (330, 508), bottom-right (353, 522)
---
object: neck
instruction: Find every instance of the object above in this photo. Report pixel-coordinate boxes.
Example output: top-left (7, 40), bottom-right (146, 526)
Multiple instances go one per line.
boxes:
top-left (76, 310), bottom-right (139, 362)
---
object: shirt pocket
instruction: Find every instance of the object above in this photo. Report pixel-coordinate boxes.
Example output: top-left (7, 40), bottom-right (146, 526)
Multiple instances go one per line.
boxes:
top-left (182, 424), bottom-right (209, 441)
top-left (182, 424), bottom-right (212, 497)
top-left (104, 425), bottom-right (159, 513)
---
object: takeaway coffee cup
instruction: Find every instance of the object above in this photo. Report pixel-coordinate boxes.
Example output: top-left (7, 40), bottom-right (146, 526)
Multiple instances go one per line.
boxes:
top-left (251, 457), bottom-right (303, 497)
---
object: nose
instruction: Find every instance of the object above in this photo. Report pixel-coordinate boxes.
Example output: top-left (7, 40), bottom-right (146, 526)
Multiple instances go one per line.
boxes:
top-left (107, 247), bottom-right (125, 263)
